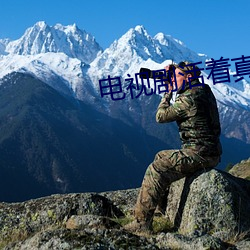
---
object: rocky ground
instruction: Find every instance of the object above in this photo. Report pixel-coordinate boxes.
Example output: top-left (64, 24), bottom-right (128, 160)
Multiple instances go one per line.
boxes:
top-left (0, 168), bottom-right (250, 249)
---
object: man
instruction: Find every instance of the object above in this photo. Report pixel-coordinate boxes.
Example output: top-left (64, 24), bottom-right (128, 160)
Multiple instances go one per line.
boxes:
top-left (124, 61), bottom-right (222, 233)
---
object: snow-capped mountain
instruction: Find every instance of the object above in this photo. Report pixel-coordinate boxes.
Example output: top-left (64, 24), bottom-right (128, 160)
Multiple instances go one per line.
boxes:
top-left (3, 21), bottom-right (102, 64)
top-left (0, 22), bottom-right (250, 144)
top-left (88, 25), bottom-right (207, 86)
top-left (0, 53), bottom-right (97, 102)
top-left (1, 22), bottom-right (250, 112)
top-left (0, 22), bottom-right (102, 102)
top-left (88, 25), bottom-right (250, 113)
top-left (0, 21), bottom-right (249, 201)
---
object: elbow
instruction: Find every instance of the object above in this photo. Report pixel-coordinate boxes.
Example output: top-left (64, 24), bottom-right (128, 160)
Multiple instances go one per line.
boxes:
top-left (156, 111), bottom-right (174, 123)
top-left (156, 113), bottom-right (164, 123)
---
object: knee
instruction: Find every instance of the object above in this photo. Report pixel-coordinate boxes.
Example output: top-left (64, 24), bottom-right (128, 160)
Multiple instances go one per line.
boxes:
top-left (145, 164), bottom-right (159, 180)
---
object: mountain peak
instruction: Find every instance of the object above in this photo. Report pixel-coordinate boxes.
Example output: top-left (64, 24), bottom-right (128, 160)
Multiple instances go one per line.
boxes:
top-left (154, 32), bottom-right (185, 47)
top-left (126, 25), bottom-right (150, 40)
top-left (4, 21), bottom-right (102, 64)
top-left (54, 23), bottom-right (79, 33)
top-left (89, 25), bottom-right (206, 81)
top-left (154, 32), bottom-right (168, 45)
top-left (34, 21), bottom-right (48, 29)
top-left (134, 25), bottom-right (147, 34)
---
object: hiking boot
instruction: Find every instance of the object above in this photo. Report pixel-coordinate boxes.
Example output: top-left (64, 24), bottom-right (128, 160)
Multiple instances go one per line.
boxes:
top-left (124, 219), bottom-right (152, 234)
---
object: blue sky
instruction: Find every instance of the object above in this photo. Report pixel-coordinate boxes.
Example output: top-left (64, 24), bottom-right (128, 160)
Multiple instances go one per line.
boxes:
top-left (0, 0), bottom-right (249, 61)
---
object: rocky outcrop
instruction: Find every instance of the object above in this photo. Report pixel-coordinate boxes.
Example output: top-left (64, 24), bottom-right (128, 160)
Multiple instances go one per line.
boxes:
top-left (165, 169), bottom-right (250, 241)
top-left (0, 169), bottom-right (250, 249)
top-left (229, 158), bottom-right (250, 180)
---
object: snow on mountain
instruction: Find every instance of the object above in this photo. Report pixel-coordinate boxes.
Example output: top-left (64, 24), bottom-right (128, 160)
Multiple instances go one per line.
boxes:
top-left (88, 25), bottom-right (206, 86)
top-left (0, 53), bottom-right (98, 103)
top-left (87, 25), bottom-right (250, 112)
top-left (0, 22), bottom-right (250, 112)
top-left (88, 25), bottom-right (160, 81)
top-left (201, 69), bottom-right (250, 111)
top-left (154, 32), bottom-right (206, 63)
top-left (0, 21), bottom-right (103, 103)
top-left (4, 21), bottom-right (102, 64)
top-left (0, 39), bottom-right (9, 55)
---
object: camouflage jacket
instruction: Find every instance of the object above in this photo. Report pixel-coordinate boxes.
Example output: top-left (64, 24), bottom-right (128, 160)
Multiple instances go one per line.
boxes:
top-left (156, 79), bottom-right (222, 157)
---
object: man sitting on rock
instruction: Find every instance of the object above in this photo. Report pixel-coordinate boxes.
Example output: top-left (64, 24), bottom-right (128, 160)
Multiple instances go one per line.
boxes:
top-left (124, 61), bottom-right (222, 233)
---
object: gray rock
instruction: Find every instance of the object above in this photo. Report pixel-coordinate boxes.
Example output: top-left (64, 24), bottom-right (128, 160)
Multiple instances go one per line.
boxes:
top-left (165, 169), bottom-right (250, 241)
top-left (101, 188), bottom-right (140, 215)
top-left (66, 214), bottom-right (120, 230)
top-left (156, 232), bottom-right (227, 250)
top-left (229, 157), bottom-right (250, 180)
top-left (4, 228), bottom-right (161, 250)
top-left (235, 240), bottom-right (250, 250)
top-left (0, 193), bottom-right (123, 248)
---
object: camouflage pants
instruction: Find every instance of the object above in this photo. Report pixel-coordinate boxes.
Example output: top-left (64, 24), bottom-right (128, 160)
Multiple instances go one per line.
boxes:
top-left (134, 149), bottom-right (220, 223)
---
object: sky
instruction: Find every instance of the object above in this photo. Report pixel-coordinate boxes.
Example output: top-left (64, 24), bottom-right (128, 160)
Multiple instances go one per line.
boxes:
top-left (0, 0), bottom-right (249, 61)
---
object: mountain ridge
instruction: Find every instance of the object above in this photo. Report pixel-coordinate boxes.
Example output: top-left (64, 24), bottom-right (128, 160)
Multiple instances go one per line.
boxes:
top-left (1, 22), bottom-right (250, 112)
top-left (0, 22), bottom-right (249, 201)
top-left (2, 21), bottom-right (102, 64)
top-left (1, 21), bottom-right (249, 150)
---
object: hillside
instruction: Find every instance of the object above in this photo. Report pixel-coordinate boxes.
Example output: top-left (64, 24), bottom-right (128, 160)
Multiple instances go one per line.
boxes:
top-left (0, 72), bottom-right (168, 202)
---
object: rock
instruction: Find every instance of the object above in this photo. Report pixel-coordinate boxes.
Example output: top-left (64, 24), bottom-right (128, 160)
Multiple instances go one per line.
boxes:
top-left (229, 158), bottom-right (250, 180)
top-left (101, 188), bottom-right (140, 215)
top-left (165, 169), bottom-right (250, 241)
top-left (1, 168), bottom-right (250, 249)
top-left (4, 228), bottom-right (162, 250)
top-left (0, 193), bottom-right (123, 248)
top-left (235, 240), bottom-right (250, 250)
top-left (65, 214), bottom-right (120, 230)
top-left (156, 232), bottom-right (228, 250)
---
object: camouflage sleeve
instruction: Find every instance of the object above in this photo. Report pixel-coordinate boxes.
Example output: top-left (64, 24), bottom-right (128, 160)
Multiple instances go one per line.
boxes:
top-left (156, 92), bottom-right (196, 123)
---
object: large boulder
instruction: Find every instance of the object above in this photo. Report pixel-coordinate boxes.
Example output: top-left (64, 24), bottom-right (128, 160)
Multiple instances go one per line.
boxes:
top-left (165, 169), bottom-right (250, 241)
